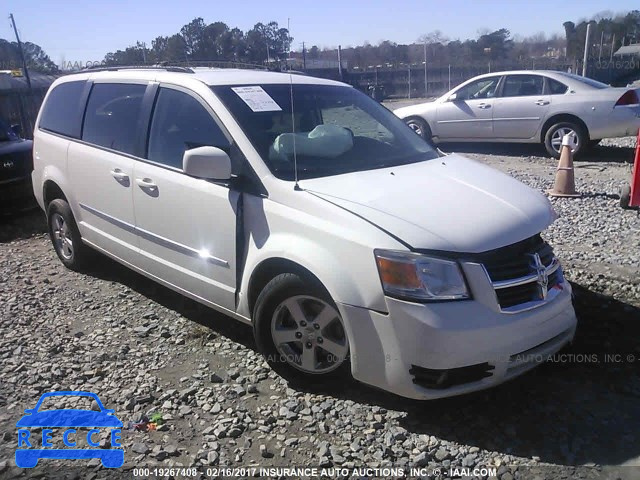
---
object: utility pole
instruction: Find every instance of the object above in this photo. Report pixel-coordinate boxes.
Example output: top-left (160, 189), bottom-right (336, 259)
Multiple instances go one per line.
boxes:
top-left (423, 42), bottom-right (427, 98)
top-left (610, 33), bottom-right (616, 62)
top-left (582, 22), bottom-right (592, 76)
top-left (141, 42), bottom-right (147, 64)
top-left (302, 42), bottom-right (306, 70)
top-left (408, 64), bottom-right (411, 99)
top-left (337, 45), bottom-right (343, 80)
top-left (9, 13), bottom-right (31, 89)
top-left (598, 30), bottom-right (604, 61)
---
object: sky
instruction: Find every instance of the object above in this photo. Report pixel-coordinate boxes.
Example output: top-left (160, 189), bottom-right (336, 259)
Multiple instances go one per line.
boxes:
top-left (1, 0), bottom-right (638, 67)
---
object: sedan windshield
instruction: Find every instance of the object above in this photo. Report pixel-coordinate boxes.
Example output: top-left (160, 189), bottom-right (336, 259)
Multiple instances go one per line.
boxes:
top-left (213, 83), bottom-right (437, 180)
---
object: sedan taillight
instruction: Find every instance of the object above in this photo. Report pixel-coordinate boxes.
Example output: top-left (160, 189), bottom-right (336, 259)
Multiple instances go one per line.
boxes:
top-left (615, 90), bottom-right (639, 107)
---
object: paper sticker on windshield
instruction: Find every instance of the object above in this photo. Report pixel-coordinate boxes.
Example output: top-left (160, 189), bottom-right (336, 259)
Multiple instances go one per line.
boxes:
top-left (232, 86), bottom-right (282, 112)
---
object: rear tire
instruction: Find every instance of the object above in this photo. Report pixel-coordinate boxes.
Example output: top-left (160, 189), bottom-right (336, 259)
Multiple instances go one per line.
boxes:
top-left (405, 117), bottom-right (434, 146)
top-left (47, 199), bottom-right (92, 271)
top-left (544, 121), bottom-right (588, 159)
top-left (253, 273), bottom-right (351, 388)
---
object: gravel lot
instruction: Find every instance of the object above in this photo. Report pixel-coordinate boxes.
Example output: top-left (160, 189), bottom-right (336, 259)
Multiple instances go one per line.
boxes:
top-left (1, 136), bottom-right (639, 480)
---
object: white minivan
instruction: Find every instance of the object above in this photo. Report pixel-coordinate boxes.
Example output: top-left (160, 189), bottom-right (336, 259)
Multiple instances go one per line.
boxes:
top-left (32, 67), bottom-right (577, 400)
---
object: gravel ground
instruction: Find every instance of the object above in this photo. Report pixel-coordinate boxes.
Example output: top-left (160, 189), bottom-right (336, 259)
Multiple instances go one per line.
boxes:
top-left (1, 137), bottom-right (639, 480)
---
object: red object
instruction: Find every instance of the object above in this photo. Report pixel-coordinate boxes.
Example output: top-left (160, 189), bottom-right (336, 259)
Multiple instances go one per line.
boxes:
top-left (615, 90), bottom-right (639, 107)
top-left (631, 130), bottom-right (640, 208)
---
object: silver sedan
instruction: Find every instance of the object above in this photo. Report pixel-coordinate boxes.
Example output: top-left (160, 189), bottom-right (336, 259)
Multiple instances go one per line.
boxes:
top-left (394, 70), bottom-right (640, 157)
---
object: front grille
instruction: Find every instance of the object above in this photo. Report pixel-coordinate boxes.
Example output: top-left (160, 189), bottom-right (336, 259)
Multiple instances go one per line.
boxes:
top-left (409, 362), bottom-right (495, 389)
top-left (0, 145), bottom-right (33, 182)
top-left (476, 234), bottom-right (562, 312)
top-left (496, 269), bottom-right (562, 308)
top-left (481, 234), bottom-right (554, 282)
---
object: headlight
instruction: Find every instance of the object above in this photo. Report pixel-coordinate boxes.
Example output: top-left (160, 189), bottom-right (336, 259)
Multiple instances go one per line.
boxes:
top-left (374, 249), bottom-right (469, 301)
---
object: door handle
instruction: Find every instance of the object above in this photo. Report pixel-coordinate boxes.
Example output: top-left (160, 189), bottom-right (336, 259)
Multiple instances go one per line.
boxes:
top-left (536, 100), bottom-right (550, 106)
top-left (110, 169), bottom-right (129, 181)
top-left (136, 178), bottom-right (157, 189)
top-left (477, 103), bottom-right (491, 109)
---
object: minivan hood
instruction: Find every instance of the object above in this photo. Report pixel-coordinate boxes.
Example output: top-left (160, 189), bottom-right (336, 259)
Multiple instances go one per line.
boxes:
top-left (299, 154), bottom-right (555, 253)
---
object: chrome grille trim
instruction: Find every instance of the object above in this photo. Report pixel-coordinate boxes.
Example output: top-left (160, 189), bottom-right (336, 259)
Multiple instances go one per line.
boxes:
top-left (492, 258), bottom-right (560, 290)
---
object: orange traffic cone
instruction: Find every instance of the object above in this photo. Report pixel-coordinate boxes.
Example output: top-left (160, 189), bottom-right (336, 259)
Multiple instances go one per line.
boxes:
top-left (548, 134), bottom-right (580, 197)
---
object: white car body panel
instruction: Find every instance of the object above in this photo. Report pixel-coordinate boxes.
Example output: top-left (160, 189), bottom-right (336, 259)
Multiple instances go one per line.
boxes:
top-left (32, 68), bottom-right (578, 400)
top-left (300, 154), bottom-right (555, 252)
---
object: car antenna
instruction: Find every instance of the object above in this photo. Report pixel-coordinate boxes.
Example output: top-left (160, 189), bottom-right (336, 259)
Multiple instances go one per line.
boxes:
top-left (289, 73), bottom-right (301, 191)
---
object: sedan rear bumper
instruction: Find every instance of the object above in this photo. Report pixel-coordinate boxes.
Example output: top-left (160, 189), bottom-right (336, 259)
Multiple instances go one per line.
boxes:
top-left (588, 106), bottom-right (640, 139)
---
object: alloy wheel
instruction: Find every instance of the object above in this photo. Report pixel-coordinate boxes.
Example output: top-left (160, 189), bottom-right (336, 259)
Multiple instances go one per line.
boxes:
top-left (271, 295), bottom-right (348, 374)
top-left (51, 213), bottom-right (74, 260)
top-left (550, 126), bottom-right (579, 154)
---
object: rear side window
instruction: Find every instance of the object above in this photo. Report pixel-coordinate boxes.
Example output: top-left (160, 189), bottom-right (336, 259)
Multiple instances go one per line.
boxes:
top-left (548, 78), bottom-right (568, 95)
top-left (147, 87), bottom-right (230, 169)
top-left (39, 81), bottom-right (86, 138)
top-left (82, 83), bottom-right (146, 155)
top-left (502, 75), bottom-right (544, 97)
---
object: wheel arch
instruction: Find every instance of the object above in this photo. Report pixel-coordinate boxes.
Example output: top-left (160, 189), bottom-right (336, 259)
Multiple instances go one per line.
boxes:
top-left (246, 257), bottom-right (328, 319)
top-left (43, 179), bottom-right (68, 207)
top-left (540, 113), bottom-right (590, 143)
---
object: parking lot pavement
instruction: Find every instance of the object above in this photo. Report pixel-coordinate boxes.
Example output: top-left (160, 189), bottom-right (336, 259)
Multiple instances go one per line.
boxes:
top-left (1, 142), bottom-right (639, 479)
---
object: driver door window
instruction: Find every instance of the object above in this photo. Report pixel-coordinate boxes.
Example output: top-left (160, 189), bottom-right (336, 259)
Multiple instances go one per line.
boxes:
top-left (147, 87), bottom-right (230, 170)
top-left (457, 77), bottom-right (500, 100)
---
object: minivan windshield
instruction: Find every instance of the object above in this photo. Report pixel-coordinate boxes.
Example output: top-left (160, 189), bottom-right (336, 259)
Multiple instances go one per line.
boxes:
top-left (213, 84), bottom-right (438, 180)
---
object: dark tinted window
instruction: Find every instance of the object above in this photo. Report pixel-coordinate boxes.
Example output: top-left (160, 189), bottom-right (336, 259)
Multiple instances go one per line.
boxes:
top-left (82, 83), bottom-right (146, 155)
top-left (147, 87), bottom-right (230, 169)
top-left (502, 75), bottom-right (544, 97)
top-left (557, 72), bottom-right (608, 89)
top-left (39, 81), bottom-right (86, 137)
top-left (548, 78), bottom-right (568, 95)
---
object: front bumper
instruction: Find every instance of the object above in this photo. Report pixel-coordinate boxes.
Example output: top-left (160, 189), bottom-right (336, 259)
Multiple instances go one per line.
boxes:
top-left (0, 175), bottom-right (37, 215)
top-left (341, 280), bottom-right (576, 400)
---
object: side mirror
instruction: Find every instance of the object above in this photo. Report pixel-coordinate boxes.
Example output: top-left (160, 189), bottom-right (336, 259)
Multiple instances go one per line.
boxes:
top-left (183, 146), bottom-right (231, 180)
top-left (10, 124), bottom-right (22, 137)
top-left (447, 93), bottom-right (459, 102)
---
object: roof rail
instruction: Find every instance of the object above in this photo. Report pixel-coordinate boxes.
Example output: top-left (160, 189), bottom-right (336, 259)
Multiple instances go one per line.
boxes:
top-left (177, 61), bottom-right (269, 70)
top-left (80, 65), bottom-right (195, 73)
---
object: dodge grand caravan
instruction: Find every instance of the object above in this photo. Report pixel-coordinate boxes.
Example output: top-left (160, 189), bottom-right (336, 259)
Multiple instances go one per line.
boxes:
top-left (32, 67), bottom-right (577, 399)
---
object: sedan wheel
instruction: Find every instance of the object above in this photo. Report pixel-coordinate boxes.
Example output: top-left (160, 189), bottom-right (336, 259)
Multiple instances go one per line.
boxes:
top-left (405, 117), bottom-right (434, 146)
top-left (544, 121), bottom-right (587, 159)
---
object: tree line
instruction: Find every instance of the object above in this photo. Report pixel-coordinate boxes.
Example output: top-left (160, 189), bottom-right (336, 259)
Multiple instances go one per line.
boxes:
top-left (307, 10), bottom-right (639, 69)
top-left (0, 10), bottom-right (638, 75)
top-left (103, 18), bottom-right (291, 66)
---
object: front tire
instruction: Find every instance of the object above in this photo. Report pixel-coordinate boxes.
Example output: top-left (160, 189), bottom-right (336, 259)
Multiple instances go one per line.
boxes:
top-left (405, 117), bottom-right (434, 146)
top-left (253, 273), bottom-right (350, 387)
top-left (47, 199), bottom-right (92, 271)
top-left (544, 121), bottom-right (588, 159)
